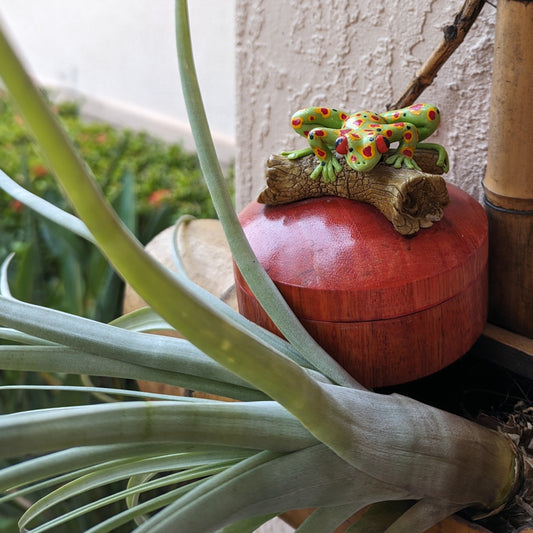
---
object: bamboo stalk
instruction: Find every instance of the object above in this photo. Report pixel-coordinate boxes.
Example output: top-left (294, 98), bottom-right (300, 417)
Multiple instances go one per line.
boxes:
top-left (484, 1), bottom-right (533, 205)
top-left (483, 0), bottom-right (533, 338)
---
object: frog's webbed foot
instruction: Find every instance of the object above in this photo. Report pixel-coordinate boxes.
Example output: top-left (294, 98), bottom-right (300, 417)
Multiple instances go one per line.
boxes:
top-left (385, 152), bottom-right (422, 171)
top-left (416, 142), bottom-right (449, 173)
top-left (281, 147), bottom-right (314, 160)
top-left (310, 157), bottom-right (342, 183)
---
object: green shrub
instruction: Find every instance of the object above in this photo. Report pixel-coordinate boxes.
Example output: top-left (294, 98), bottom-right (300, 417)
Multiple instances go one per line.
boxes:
top-left (0, 91), bottom-right (228, 320)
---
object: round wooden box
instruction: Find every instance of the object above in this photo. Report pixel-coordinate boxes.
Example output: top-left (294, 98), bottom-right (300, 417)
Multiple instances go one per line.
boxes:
top-left (235, 184), bottom-right (488, 388)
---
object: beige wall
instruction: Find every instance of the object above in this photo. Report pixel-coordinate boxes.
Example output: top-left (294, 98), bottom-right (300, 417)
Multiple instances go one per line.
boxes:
top-left (0, 0), bottom-right (236, 162)
top-left (235, 0), bottom-right (496, 209)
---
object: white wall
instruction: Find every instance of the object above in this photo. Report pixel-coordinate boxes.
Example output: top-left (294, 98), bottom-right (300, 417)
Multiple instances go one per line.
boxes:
top-left (235, 0), bottom-right (497, 208)
top-left (0, 0), bottom-right (236, 162)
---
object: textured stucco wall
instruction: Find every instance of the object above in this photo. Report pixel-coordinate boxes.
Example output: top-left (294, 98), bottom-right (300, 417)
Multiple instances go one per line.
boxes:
top-left (235, 0), bottom-right (496, 209)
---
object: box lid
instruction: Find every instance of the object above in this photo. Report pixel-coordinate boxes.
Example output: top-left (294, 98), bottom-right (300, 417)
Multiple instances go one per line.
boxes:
top-left (238, 184), bottom-right (488, 322)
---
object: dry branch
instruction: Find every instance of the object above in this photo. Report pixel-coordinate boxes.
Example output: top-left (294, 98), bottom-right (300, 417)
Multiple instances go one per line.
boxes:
top-left (390, 0), bottom-right (486, 109)
top-left (258, 149), bottom-right (450, 236)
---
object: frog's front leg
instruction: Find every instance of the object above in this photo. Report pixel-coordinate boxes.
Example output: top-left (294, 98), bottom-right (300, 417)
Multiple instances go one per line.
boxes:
top-left (282, 107), bottom-right (349, 181)
top-left (281, 128), bottom-right (340, 181)
top-left (306, 127), bottom-right (342, 182)
top-left (380, 123), bottom-right (422, 171)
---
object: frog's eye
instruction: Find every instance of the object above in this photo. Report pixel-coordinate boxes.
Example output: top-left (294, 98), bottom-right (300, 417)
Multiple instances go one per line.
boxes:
top-left (376, 134), bottom-right (390, 154)
top-left (335, 136), bottom-right (348, 155)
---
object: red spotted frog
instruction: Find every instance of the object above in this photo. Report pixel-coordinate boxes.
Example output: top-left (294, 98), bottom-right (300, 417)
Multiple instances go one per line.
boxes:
top-left (282, 103), bottom-right (449, 182)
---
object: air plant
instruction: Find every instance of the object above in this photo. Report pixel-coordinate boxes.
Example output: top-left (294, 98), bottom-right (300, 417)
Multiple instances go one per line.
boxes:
top-left (0, 1), bottom-right (526, 532)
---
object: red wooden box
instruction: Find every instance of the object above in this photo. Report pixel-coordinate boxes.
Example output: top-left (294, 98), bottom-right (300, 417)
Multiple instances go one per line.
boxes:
top-left (235, 184), bottom-right (488, 388)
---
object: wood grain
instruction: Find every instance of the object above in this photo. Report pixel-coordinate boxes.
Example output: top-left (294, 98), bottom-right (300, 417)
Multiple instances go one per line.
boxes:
top-left (484, 201), bottom-right (533, 339)
top-left (236, 184), bottom-right (488, 387)
top-left (484, 1), bottom-right (533, 202)
top-left (471, 323), bottom-right (533, 381)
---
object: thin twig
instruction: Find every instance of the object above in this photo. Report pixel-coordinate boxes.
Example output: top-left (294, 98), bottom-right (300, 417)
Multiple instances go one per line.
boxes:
top-left (390, 0), bottom-right (487, 109)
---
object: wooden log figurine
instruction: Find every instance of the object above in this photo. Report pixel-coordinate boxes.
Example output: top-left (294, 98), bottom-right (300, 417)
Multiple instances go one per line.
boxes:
top-left (259, 149), bottom-right (450, 236)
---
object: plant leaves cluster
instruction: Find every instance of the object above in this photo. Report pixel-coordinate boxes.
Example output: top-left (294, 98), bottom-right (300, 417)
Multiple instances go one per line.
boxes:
top-left (0, 2), bottom-right (523, 532)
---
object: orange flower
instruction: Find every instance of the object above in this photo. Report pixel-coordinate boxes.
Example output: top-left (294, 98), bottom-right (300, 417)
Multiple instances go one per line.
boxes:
top-left (32, 164), bottom-right (49, 178)
top-left (148, 189), bottom-right (171, 206)
top-left (9, 199), bottom-right (24, 212)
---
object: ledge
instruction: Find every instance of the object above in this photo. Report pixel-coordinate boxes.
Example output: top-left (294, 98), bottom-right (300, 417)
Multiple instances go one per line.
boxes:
top-left (471, 323), bottom-right (533, 379)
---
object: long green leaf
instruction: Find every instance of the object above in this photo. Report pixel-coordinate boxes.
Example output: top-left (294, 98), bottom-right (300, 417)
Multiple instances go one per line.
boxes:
top-left (0, 327), bottom-right (55, 345)
top-left (295, 504), bottom-right (364, 533)
top-left (0, 345), bottom-right (266, 401)
top-left (0, 253), bottom-right (14, 297)
top-left (0, 0), bottom-right (373, 475)
top-left (0, 442), bottom-right (234, 494)
top-left (19, 453), bottom-right (250, 533)
top-left (84, 479), bottom-right (205, 533)
top-left (22, 476), bottom-right (204, 533)
top-left (345, 501), bottom-right (415, 533)
top-left (126, 472), bottom-right (154, 526)
top-left (215, 514), bottom-right (279, 533)
top-left (109, 306), bottom-right (176, 333)
top-left (134, 450), bottom-right (283, 533)
top-left (0, 295), bottom-right (258, 390)
top-left (0, 168), bottom-right (95, 243)
top-left (0, 401), bottom-right (316, 460)
top-left (383, 499), bottom-right (464, 533)
top-left (22, 471), bottom-right (214, 533)
top-left (173, 0), bottom-right (359, 390)
top-left (0, 384), bottom-right (232, 402)
top-left (0, 170), bottom-right (317, 371)
top-left (134, 444), bottom-right (412, 533)
top-left (168, 217), bottom-right (318, 371)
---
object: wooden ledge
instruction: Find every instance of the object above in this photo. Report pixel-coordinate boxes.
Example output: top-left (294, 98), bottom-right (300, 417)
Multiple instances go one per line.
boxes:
top-left (471, 323), bottom-right (533, 379)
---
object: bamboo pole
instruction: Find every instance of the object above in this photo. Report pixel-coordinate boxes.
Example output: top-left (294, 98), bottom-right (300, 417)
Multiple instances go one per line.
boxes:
top-left (483, 0), bottom-right (533, 338)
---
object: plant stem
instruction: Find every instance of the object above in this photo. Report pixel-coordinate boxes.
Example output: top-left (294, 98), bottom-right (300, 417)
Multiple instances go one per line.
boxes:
top-left (173, 0), bottom-right (361, 390)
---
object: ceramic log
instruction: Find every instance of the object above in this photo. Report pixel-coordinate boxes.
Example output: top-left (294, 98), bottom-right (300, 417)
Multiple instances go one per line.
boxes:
top-left (260, 150), bottom-right (449, 236)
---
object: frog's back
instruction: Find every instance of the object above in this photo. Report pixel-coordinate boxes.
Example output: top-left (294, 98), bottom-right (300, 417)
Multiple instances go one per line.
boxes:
top-left (345, 111), bottom-right (387, 129)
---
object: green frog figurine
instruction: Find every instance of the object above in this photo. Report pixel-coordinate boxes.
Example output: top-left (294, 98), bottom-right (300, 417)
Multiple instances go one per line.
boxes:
top-left (282, 103), bottom-right (449, 182)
